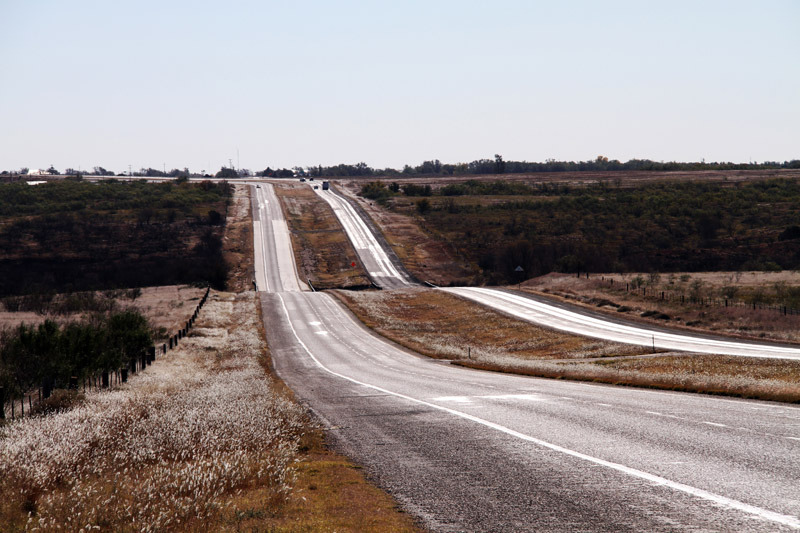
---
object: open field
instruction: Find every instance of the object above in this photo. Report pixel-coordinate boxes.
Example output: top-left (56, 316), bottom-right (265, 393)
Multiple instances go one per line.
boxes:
top-left (338, 172), bottom-right (800, 286)
top-left (0, 180), bottom-right (231, 295)
top-left (336, 168), bottom-right (800, 190)
top-left (335, 288), bottom-right (800, 403)
top-left (275, 183), bottom-right (371, 289)
top-left (0, 285), bottom-right (204, 344)
top-left (524, 271), bottom-right (800, 343)
top-left (0, 291), bottom-right (420, 532)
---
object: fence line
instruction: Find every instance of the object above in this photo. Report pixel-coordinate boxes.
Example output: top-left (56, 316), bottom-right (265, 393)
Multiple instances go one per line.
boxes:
top-left (597, 276), bottom-right (799, 316)
top-left (1, 286), bottom-right (210, 422)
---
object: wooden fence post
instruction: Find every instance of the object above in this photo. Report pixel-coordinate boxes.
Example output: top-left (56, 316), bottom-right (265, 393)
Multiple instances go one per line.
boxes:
top-left (0, 386), bottom-right (5, 419)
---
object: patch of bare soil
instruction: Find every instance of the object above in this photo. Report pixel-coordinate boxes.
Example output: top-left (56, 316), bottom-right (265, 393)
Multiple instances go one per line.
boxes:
top-left (275, 183), bottom-right (371, 289)
top-left (336, 181), bottom-right (474, 286)
top-left (523, 272), bottom-right (800, 344)
top-left (223, 183), bottom-right (255, 292)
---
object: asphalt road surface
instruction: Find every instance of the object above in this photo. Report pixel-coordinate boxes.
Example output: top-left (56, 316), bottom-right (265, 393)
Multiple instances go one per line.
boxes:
top-left (443, 286), bottom-right (800, 360)
top-left (251, 183), bottom-right (303, 293)
top-left (311, 185), bottom-right (417, 289)
top-left (251, 184), bottom-right (800, 532)
top-left (318, 184), bottom-right (800, 360)
top-left (262, 290), bottom-right (800, 531)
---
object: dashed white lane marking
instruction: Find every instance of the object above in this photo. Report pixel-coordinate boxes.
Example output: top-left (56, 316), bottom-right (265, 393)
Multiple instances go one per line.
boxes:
top-left (278, 294), bottom-right (800, 530)
top-left (433, 396), bottom-right (473, 403)
top-left (702, 421), bottom-right (728, 428)
top-left (482, 394), bottom-right (546, 402)
top-left (309, 321), bottom-right (322, 326)
top-left (315, 331), bottom-right (329, 335)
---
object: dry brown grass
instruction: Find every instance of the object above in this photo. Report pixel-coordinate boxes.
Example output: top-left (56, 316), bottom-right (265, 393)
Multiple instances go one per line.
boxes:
top-left (275, 184), bottom-right (371, 289)
top-left (459, 354), bottom-right (800, 403)
top-left (223, 183), bottom-right (255, 292)
top-left (336, 287), bottom-right (800, 403)
top-left (335, 288), bottom-right (650, 361)
top-left (0, 285), bottom-right (204, 342)
top-left (0, 292), bottom-right (422, 532)
top-left (524, 272), bottom-right (800, 343)
top-left (221, 435), bottom-right (420, 533)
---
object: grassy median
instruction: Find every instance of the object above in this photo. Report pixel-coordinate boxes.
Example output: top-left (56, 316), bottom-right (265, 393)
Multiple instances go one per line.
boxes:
top-left (335, 288), bottom-right (800, 403)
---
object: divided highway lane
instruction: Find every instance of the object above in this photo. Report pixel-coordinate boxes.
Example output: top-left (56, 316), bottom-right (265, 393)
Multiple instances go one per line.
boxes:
top-left (311, 186), bottom-right (417, 289)
top-left (315, 185), bottom-right (800, 359)
top-left (262, 290), bottom-right (800, 531)
top-left (251, 183), bottom-right (800, 530)
top-left (443, 287), bottom-right (800, 360)
top-left (251, 183), bottom-right (303, 293)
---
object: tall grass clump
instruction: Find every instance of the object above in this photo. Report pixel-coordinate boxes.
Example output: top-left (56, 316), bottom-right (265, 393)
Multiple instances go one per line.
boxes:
top-left (0, 292), bottom-right (308, 531)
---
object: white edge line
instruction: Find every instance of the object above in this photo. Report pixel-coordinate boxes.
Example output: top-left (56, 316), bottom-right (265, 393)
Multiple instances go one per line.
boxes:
top-left (276, 293), bottom-right (800, 530)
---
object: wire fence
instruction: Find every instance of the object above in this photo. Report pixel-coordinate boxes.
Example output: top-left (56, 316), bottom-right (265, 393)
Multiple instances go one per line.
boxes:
top-left (597, 276), bottom-right (799, 316)
top-left (1, 287), bottom-right (210, 422)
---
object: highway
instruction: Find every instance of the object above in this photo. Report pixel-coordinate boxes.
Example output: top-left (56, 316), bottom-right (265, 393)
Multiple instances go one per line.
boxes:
top-left (443, 286), bottom-right (800, 360)
top-left (252, 183), bottom-right (800, 531)
top-left (251, 183), bottom-right (303, 293)
top-left (312, 185), bottom-right (417, 289)
top-left (322, 183), bottom-right (800, 360)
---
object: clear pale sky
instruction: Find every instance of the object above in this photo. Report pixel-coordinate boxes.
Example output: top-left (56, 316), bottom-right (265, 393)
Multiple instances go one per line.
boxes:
top-left (1, 0), bottom-right (798, 173)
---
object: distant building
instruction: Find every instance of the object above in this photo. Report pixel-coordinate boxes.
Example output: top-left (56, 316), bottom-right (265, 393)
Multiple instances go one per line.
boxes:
top-left (27, 169), bottom-right (47, 176)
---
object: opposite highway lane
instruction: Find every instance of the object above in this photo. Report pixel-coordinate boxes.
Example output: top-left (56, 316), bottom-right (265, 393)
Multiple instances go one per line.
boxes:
top-left (312, 185), bottom-right (417, 289)
top-left (252, 183), bottom-right (800, 531)
top-left (444, 286), bottom-right (800, 360)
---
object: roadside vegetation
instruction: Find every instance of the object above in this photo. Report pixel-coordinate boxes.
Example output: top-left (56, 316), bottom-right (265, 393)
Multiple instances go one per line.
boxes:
top-left (0, 180), bottom-right (231, 296)
top-left (275, 184), bottom-right (371, 289)
top-left (0, 292), bottom-right (419, 532)
top-left (0, 310), bottom-right (152, 410)
top-left (526, 272), bottom-right (800, 343)
top-left (335, 288), bottom-right (800, 403)
top-left (357, 177), bottom-right (800, 285)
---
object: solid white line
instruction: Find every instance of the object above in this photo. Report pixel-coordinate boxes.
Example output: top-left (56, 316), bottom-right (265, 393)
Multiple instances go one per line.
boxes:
top-left (276, 293), bottom-right (800, 530)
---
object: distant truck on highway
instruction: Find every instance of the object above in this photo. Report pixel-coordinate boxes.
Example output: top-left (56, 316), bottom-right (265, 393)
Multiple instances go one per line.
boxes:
top-left (322, 181), bottom-right (330, 190)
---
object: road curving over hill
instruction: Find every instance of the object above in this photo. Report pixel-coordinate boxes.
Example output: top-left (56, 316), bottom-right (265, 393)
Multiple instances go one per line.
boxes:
top-left (251, 183), bottom-right (800, 532)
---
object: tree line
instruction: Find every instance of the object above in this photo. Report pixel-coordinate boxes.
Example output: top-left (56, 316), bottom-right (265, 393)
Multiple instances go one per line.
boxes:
top-left (0, 310), bottom-right (152, 405)
top-left (380, 178), bottom-right (800, 284)
top-left (5, 155), bottom-right (799, 181)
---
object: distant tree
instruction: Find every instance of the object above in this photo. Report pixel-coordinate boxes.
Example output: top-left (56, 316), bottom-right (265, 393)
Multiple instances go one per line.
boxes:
top-left (46, 165), bottom-right (60, 175)
top-left (207, 209), bottom-right (223, 225)
top-left (92, 166), bottom-right (110, 176)
top-left (215, 167), bottom-right (238, 179)
top-left (494, 154), bottom-right (505, 174)
top-left (416, 198), bottom-right (431, 214)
